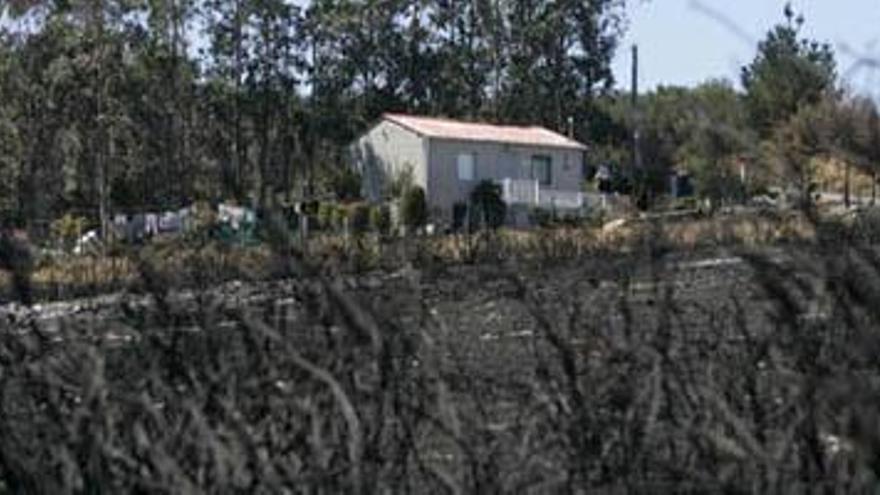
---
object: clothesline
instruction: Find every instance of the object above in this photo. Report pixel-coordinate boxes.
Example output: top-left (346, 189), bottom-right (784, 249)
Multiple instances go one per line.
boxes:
top-left (111, 203), bottom-right (257, 242)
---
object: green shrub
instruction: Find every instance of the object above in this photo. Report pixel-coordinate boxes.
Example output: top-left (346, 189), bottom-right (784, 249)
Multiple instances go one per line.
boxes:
top-left (324, 167), bottom-right (362, 201)
top-left (469, 180), bottom-right (507, 230)
top-left (529, 208), bottom-right (553, 228)
top-left (389, 164), bottom-right (415, 199)
top-left (317, 202), bottom-right (335, 230)
top-left (673, 196), bottom-right (699, 211)
top-left (348, 203), bottom-right (371, 235)
top-left (299, 200), bottom-right (319, 217)
top-left (369, 204), bottom-right (391, 235)
top-left (452, 202), bottom-right (468, 232)
top-left (50, 213), bottom-right (88, 251)
top-left (331, 204), bottom-right (347, 231)
top-left (558, 212), bottom-right (582, 227)
top-left (400, 186), bottom-right (428, 230)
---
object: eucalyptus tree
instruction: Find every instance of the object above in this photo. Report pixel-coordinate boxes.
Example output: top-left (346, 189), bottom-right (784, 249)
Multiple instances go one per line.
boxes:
top-left (2, 0), bottom-right (148, 235)
top-left (246, 0), bottom-right (304, 206)
top-left (202, 0), bottom-right (308, 204)
top-left (426, 0), bottom-right (495, 118)
top-left (396, 0), bottom-right (435, 114)
top-left (203, 0), bottom-right (251, 200)
top-left (501, 0), bottom-right (625, 137)
top-left (0, 38), bottom-right (23, 223)
top-left (300, 0), bottom-right (356, 142)
top-left (141, 0), bottom-right (200, 206)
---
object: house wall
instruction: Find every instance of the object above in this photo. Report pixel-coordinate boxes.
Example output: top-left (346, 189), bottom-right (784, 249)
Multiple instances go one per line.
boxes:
top-left (350, 120), bottom-right (428, 201)
top-left (426, 139), bottom-right (584, 217)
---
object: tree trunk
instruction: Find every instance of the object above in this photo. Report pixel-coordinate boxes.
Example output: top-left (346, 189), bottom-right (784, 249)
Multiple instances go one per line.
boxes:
top-left (93, 0), bottom-right (109, 240)
top-left (233, 0), bottom-right (245, 202)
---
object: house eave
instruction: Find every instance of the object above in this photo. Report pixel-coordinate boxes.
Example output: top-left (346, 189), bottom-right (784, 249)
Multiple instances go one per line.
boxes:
top-left (425, 135), bottom-right (588, 152)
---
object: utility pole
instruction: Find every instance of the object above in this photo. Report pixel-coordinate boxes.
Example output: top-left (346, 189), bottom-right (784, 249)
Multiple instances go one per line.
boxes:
top-left (631, 45), bottom-right (641, 170)
top-left (631, 45), bottom-right (638, 110)
top-left (631, 44), bottom-right (644, 206)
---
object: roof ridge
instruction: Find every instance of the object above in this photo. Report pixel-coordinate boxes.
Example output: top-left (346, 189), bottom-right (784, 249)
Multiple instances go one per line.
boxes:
top-left (380, 113), bottom-right (587, 150)
top-left (385, 113), bottom-right (538, 130)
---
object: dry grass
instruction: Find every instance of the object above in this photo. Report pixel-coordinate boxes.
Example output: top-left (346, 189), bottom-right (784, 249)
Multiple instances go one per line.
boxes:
top-left (0, 211), bottom-right (835, 302)
top-left (813, 156), bottom-right (875, 196)
top-left (0, 243), bottom-right (276, 301)
top-left (427, 212), bottom-right (816, 262)
top-left (657, 212), bottom-right (816, 248)
top-left (32, 255), bottom-right (138, 286)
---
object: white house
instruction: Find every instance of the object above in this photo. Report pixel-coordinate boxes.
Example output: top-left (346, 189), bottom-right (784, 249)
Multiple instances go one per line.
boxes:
top-left (350, 113), bottom-right (589, 223)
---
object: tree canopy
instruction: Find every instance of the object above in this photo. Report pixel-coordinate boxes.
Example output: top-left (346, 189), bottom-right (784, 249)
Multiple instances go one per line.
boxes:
top-left (741, 3), bottom-right (837, 138)
top-left (0, 0), bottom-right (628, 233)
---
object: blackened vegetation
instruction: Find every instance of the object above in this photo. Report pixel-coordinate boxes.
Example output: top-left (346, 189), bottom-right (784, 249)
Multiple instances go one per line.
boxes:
top-left (0, 230), bottom-right (32, 306)
top-left (2, 222), bottom-right (880, 493)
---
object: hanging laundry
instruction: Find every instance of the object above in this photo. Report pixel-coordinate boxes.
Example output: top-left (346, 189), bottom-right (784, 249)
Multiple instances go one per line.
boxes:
top-left (145, 213), bottom-right (159, 236)
top-left (159, 211), bottom-right (181, 233)
top-left (243, 208), bottom-right (256, 226)
top-left (112, 214), bottom-right (128, 238)
top-left (178, 207), bottom-right (192, 232)
top-left (129, 214), bottom-right (146, 242)
top-left (219, 204), bottom-right (247, 230)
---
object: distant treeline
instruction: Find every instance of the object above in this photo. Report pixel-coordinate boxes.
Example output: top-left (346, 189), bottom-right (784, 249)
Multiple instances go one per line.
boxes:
top-left (593, 5), bottom-right (880, 210)
top-left (0, 0), bottom-right (625, 235)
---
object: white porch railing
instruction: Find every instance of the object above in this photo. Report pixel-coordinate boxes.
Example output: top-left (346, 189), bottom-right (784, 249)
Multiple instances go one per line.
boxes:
top-left (538, 189), bottom-right (585, 210)
top-left (501, 178), bottom-right (587, 210)
top-left (501, 178), bottom-right (539, 205)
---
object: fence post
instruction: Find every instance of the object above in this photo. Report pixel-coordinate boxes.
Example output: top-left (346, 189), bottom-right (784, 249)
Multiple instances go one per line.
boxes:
top-left (300, 214), bottom-right (309, 257)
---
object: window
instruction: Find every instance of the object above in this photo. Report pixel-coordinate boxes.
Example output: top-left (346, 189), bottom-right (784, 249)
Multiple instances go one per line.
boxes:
top-left (457, 153), bottom-right (475, 181)
top-left (531, 155), bottom-right (552, 186)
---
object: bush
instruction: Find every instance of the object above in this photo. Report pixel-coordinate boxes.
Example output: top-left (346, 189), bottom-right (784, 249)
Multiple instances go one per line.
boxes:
top-left (317, 202), bottom-right (336, 231)
top-left (400, 186), bottom-right (428, 230)
top-left (325, 167), bottom-right (362, 201)
top-left (299, 200), bottom-right (319, 217)
top-left (51, 213), bottom-right (88, 251)
top-left (672, 196), bottom-right (699, 211)
top-left (369, 204), bottom-right (391, 235)
top-left (557, 212), bottom-right (581, 227)
top-left (452, 202), bottom-right (468, 232)
top-left (331, 204), bottom-right (347, 231)
top-left (389, 164), bottom-right (415, 199)
top-left (529, 208), bottom-right (553, 228)
top-left (348, 203), bottom-right (371, 235)
top-left (469, 180), bottom-right (507, 230)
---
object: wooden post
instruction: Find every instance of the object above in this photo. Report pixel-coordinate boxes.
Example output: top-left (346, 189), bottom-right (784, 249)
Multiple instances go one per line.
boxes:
top-left (873, 171), bottom-right (877, 206)
top-left (300, 213), bottom-right (309, 256)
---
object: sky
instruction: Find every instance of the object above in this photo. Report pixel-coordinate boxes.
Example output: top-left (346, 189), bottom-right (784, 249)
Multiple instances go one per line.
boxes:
top-left (611, 0), bottom-right (880, 97)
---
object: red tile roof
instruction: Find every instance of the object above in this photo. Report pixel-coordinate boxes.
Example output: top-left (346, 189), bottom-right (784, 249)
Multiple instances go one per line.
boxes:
top-left (383, 113), bottom-right (587, 150)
